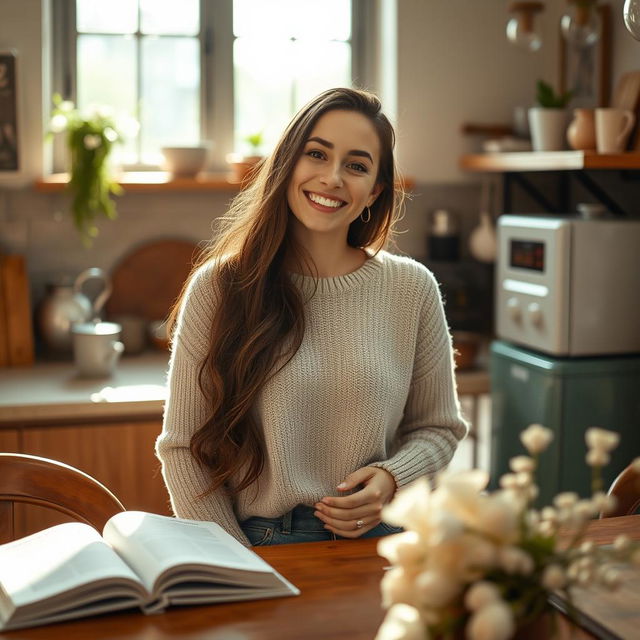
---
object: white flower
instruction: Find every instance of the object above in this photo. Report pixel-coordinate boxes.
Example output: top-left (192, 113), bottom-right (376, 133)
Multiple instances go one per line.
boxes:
top-left (573, 499), bottom-right (598, 521)
top-left (542, 564), bottom-right (567, 590)
top-left (585, 427), bottom-right (620, 453)
top-left (591, 491), bottom-right (617, 515)
top-left (83, 134), bottom-right (102, 150)
top-left (499, 473), bottom-right (518, 489)
top-left (509, 455), bottom-right (535, 473)
top-left (540, 506), bottom-right (558, 522)
top-left (630, 548), bottom-right (640, 566)
top-left (632, 457), bottom-right (640, 473)
top-left (382, 476), bottom-right (432, 531)
top-left (467, 601), bottom-right (515, 640)
top-left (58, 100), bottom-right (74, 112)
top-left (586, 449), bottom-right (610, 467)
top-left (520, 424), bottom-right (553, 455)
top-left (464, 581), bottom-right (501, 611)
top-left (613, 535), bottom-right (631, 552)
top-left (104, 126), bottom-right (118, 143)
top-left (538, 520), bottom-right (555, 537)
top-left (553, 492), bottom-right (578, 509)
top-left (380, 567), bottom-right (418, 609)
top-left (602, 568), bottom-right (622, 590)
top-left (498, 547), bottom-right (534, 575)
top-left (378, 531), bottom-right (424, 568)
top-left (116, 114), bottom-right (140, 138)
top-left (375, 604), bottom-right (427, 640)
top-left (579, 541), bottom-right (595, 554)
top-left (415, 570), bottom-right (461, 608)
top-left (49, 113), bottom-right (68, 132)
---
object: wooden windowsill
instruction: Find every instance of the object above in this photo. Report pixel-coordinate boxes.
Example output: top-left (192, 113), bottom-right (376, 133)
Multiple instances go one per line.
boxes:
top-left (34, 172), bottom-right (243, 193)
top-left (35, 172), bottom-right (416, 194)
top-left (459, 151), bottom-right (640, 172)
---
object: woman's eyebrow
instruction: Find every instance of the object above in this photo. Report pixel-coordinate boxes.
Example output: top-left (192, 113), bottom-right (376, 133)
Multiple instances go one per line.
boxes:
top-left (306, 136), bottom-right (373, 163)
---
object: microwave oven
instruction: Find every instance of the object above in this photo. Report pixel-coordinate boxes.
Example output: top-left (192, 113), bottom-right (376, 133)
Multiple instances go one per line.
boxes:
top-left (496, 215), bottom-right (640, 356)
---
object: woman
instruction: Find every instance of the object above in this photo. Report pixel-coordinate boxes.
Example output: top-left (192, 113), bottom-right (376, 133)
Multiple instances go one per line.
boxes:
top-left (156, 88), bottom-right (468, 546)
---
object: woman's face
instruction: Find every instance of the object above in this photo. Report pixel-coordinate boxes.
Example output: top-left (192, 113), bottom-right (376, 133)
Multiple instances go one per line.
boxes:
top-left (286, 109), bottom-right (382, 245)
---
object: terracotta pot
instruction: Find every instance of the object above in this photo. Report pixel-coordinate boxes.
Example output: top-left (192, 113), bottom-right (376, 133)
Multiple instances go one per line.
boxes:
top-left (567, 108), bottom-right (596, 151)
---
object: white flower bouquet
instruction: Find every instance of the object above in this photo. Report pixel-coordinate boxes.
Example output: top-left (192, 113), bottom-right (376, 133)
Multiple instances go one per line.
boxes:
top-left (376, 425), bottom-right (640, 640)
top-left (48, 94), bottom-right (138, 245)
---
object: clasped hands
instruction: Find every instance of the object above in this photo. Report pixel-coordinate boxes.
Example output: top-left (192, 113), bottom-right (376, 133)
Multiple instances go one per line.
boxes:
top-left (313, 466), bottom-right (396, 538)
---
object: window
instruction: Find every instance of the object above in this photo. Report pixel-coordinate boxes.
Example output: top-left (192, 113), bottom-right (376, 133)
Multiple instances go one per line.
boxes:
top-left (53, 0), bottom-right (370, 170)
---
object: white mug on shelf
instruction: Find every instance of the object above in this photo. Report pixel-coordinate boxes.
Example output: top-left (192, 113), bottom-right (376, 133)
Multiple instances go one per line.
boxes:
top-left (72, 322), bottom-right (124, 378)
top-left (595, 108), bottom-right (635, 153)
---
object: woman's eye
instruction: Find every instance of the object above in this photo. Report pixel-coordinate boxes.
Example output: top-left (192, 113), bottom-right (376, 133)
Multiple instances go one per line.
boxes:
top-left (348, 162), bottom-right (368, 173)
top-left (307, 149), bottom-right (324, 160)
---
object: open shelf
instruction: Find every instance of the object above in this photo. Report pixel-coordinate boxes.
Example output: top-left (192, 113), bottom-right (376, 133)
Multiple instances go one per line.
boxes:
top-left (34, 172), bottom-right (243, 193)
top-left (459, 151), bottom-right (640, 172)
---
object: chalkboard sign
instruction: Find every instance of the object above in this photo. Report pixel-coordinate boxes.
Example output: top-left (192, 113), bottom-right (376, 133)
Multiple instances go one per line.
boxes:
top-left (0, 51), bottom-right (18, 171)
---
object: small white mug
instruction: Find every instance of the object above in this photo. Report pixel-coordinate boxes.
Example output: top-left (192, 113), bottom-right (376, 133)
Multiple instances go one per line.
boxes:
top-left (72, 322), bottom-right (124, 378)
top-left (595, 108), bottom-right (635, 153)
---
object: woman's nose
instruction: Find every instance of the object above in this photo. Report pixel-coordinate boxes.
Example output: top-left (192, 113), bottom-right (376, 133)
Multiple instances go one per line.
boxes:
top-left (320, 162), bottom-right (343, 188)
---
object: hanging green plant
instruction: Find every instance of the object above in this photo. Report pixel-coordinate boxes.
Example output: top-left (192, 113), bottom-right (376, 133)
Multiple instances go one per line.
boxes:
top-left (47, 94), bottom-right (137, 246)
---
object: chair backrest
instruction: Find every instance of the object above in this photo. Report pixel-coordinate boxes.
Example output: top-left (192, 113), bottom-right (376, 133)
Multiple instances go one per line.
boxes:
top-left (0, 453), bottom-right (126, 544)
top-left (602, 463), bottom-right (640, 518)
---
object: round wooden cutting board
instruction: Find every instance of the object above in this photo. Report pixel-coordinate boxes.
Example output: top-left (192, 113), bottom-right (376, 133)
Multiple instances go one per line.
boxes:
top-left (105, 239), bottom-right (202, 322)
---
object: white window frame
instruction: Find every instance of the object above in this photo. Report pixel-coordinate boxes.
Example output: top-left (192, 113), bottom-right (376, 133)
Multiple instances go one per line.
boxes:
top-left (50, 0), bottom-right (376, 173)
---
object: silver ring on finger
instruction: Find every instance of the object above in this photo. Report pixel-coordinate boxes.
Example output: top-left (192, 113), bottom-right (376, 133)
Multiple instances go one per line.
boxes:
top-left (355, 519), bottom-right (364, 529)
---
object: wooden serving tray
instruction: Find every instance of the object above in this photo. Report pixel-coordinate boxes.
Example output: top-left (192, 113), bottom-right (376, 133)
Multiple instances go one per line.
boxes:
top-left (105, 239), bottom-right (202, 323)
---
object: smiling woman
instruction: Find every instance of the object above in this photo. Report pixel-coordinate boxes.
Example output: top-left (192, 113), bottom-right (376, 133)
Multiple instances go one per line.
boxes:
top-left (155, 88), bottom-right (469, 547)
top-left (286, 110), bottom-right (382, 271)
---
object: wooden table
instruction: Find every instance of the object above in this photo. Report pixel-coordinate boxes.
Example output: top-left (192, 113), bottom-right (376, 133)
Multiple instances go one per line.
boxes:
top-left (1, 516), bottom-right (638, 640)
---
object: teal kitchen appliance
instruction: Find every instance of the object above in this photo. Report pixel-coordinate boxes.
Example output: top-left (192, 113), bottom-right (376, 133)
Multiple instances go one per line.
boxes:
top-left (490, 215), bottom-right (640, 503)
top-left (490, 340), bottom-right (640, 503)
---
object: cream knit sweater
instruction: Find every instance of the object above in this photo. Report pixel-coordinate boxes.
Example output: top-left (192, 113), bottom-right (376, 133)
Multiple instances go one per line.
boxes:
top-left (156, 250), bottom-right (468, 545)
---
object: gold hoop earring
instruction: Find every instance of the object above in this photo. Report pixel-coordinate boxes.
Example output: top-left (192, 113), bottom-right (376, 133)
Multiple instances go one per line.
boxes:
top-left (360, 206), bottom-right (371, 223)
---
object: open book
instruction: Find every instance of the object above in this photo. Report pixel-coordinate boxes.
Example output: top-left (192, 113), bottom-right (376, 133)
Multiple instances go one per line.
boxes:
top-left (0, 511), bottom-right (299, 631)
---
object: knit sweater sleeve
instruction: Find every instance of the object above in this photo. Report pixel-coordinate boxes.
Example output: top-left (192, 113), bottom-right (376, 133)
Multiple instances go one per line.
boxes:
top-left (155, 264), bottom-right (251, 546)
top-left (369, 269), bottom-right (469, 487)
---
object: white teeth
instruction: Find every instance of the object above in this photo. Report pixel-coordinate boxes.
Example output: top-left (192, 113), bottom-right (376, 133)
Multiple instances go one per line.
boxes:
top-left (308, 192), bottom-right (343, 208)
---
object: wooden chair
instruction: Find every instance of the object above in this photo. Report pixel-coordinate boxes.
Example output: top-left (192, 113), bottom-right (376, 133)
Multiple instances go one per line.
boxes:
top-left (0, 453), bottom-right (126, 544)
top-left (601, 463), bottom-right (640, 518)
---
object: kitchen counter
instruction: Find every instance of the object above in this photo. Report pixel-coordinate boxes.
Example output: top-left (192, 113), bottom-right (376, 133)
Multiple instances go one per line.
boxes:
top-left (0, 352), bottom-right (169, 426)
top-left (0, 353), bottom-right (489, 427)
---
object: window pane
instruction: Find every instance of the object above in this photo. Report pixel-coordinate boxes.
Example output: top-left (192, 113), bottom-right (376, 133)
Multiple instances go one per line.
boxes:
top-left (76, 0), bottom-right (137, 34)
top-left (293, 40), bottom-right (351, 110)
top-left (77, 35), bottom-right (138, 164)
top-left (140, 0), bottom-right (199, 35)
top-left (141, 37), bottom-right (200, 164)
top-left (234, 0), bottom-right (351, 41)
top-left (233, 37), bottom-right (293, 154)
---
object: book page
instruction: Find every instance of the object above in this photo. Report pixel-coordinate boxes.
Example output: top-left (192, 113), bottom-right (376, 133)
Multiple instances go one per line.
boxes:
top-left (103, 512), bottom-right (280, 593)
top-left (0, 522), bottom-right (144, 610)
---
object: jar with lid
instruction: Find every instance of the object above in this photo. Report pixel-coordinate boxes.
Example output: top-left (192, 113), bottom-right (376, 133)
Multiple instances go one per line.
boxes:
top-left (428, 209), bottom-right (460, 261)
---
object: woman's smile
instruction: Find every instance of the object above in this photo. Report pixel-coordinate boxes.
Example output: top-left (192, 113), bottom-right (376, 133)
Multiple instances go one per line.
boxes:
top-left (304, 190), bottom-right (348, 212)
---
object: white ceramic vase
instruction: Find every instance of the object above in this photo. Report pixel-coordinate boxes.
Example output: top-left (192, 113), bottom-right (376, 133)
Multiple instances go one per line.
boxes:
top-left (469, 212), bottom-right (497, 263)
top-left (528, 108), bottom-right (569, 151)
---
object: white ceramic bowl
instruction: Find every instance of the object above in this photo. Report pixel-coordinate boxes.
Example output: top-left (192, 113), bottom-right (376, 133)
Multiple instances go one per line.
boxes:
top-left (161, 146), bottom-right (209, 177)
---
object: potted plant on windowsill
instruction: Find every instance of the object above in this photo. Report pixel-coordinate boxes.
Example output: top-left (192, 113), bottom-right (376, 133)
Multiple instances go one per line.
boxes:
top-left (529, 80), bottom-right (573, 152)
top-left (47, 94), bottom-right (138, 246)
top-left (226, 131), bottom-right (264, 184)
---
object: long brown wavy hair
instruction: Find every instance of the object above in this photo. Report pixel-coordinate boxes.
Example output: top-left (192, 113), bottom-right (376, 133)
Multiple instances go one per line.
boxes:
top-left (170, 87), bottom-right (404, 497)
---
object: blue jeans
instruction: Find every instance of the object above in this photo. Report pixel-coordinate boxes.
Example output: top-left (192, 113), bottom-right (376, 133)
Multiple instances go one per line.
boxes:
top-left (240, 504), bottom-right (403, 546)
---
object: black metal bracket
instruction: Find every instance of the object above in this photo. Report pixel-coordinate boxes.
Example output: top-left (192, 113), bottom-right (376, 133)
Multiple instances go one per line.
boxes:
top-left (502, 170), bottom-right (636, 216)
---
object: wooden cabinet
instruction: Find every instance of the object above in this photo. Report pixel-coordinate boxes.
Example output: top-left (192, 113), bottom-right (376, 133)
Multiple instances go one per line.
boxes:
top-left (11, 420), bottom-right (172, 539)
top-left (0, 428), bottom-right (20, 452)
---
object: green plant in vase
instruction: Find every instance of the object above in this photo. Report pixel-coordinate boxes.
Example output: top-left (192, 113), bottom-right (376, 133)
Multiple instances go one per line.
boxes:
top-left (47, 94), bottom-right (137, 245)
top-left (535, 80), bottom-right (573, 109)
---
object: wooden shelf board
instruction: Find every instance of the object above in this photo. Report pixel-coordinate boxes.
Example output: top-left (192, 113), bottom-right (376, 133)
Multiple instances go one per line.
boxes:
top-left (35, 172), bottom-right (243, 193)
top-left (459, 151), bottom-right (640, 172)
